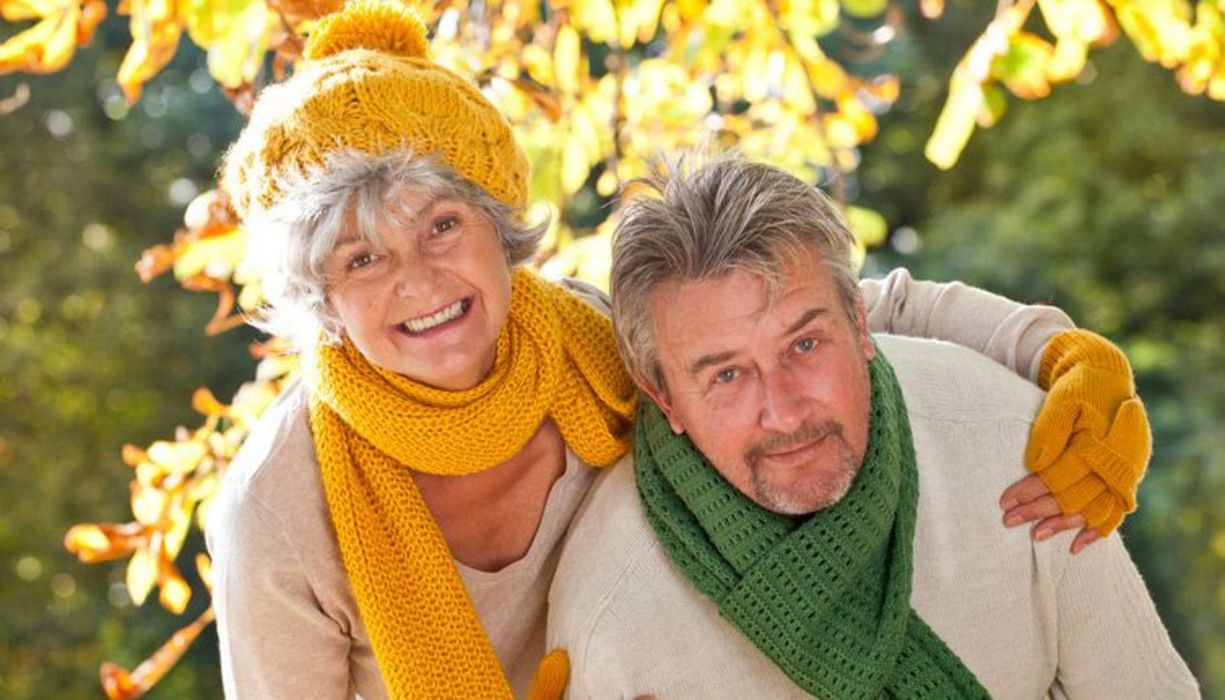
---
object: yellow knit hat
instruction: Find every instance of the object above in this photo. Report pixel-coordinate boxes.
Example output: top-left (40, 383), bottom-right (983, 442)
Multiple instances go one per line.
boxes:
top-left (222, 0), bottom-right (529, 219)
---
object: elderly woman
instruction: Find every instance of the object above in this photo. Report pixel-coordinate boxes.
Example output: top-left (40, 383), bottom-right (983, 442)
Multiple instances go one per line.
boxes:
top-left (206, 1), bottom-right (1149, 698)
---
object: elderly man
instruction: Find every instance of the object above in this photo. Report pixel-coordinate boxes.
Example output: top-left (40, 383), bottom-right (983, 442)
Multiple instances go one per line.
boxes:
top-left (547, 157), bottom-right (1197, 698)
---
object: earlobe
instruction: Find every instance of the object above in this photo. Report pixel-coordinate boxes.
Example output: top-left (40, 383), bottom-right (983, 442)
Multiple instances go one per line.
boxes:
top-left (854, 295), bottom-right (875, 359)
top-left (636, 375), bottom-right (686, 435)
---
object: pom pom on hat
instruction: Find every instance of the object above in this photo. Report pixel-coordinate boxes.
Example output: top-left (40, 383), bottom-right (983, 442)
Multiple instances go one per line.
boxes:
top-left (304, 0), bottom-right (430, 61)
top-left (223, 0), bottom-right (529, 219)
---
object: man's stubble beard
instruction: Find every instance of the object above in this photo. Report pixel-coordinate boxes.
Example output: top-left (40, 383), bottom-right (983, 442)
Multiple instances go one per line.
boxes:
top-left (746, 421), bottom-right (864, 515)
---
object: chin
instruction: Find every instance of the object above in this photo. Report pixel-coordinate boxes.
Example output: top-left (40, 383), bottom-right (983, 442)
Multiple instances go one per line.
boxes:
top-left (755, 466), bottom-right (858, 516)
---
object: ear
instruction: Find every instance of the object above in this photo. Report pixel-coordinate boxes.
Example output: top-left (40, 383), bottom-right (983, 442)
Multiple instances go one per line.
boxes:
top-left (634, 372), bottom-right (686, 435)
top-left (854, 294), bottom-right (875, 360)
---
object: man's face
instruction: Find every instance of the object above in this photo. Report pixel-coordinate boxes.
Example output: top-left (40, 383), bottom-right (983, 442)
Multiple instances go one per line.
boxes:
top-left (643, 251), bottom-right (875, 515)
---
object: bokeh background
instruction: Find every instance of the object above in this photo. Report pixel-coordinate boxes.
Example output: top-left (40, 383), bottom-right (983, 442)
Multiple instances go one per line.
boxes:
top-left (2, 1), bottom-right (1223, 697)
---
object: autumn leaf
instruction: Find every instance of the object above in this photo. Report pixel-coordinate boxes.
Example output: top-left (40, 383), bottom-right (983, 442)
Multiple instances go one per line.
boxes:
top-left (0, 0), bottom-right (105, 74)
top-left (117, 0), bottom-right (184, 103)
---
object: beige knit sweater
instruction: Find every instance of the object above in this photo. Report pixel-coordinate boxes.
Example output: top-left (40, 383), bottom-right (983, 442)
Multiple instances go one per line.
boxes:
top-left (547, 335), bottom-right (1198, 699)
top-left (205, 269), bottom-right (1077, 698)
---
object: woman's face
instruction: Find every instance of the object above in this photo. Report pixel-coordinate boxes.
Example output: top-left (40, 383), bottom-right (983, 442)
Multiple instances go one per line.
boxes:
top-left (323, 188), bottom-right (512, 391)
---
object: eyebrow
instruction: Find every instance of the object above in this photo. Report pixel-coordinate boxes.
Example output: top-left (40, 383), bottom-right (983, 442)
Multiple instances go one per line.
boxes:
top-left (689, 350), bottom-right (738, 377)
top-left (686, 307), bottom-right (829, 376)
top-left (785, 308), bottom-right (828, 336)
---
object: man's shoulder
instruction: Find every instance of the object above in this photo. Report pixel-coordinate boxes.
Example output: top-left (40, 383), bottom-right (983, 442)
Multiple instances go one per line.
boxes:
top-left (550, 457), bottom-right (659, 613)
top-left (874, 334), bottom-right (1044, 425)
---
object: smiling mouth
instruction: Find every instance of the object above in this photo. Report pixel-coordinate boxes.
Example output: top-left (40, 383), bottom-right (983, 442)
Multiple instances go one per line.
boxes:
top-left (399, 299), bottom-right (471, 335)
top-left (763, 435), bottom-right (827, 460)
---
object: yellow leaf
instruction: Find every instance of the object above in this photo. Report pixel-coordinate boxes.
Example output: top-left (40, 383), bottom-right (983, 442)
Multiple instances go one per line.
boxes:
top-left (1115, 2), bottom-right (1194, 67)
top-left (117, 0), bottom-right (184, 103)
top-left (560, 132), bottom-right (590, 195)
top-left (158, 561), bottom-right (191, 614)
top-left (202, 0), bottom-right (272, 89)
top-left (844, 206), bottom-right (888, 247)
top-left (0, 0), bottom-right (84, 74)
top-left (131, 482), bottom-right (168, 525)
top-left (172, 227), bottom-right (247, 281)
top-left (196, 553), bottom-right (214, 591)
top-left (522, 43), bottom-right (555, 86)
top-left (925, 74), bottom-right (984, 170)
top-left (840, 0), bottom-right (888, 19)
top-left (146, 440), bottom-right (207, 474)
top-left (993, 32), bottom-right (1054, 99)
top-left (126, 547), bottom-right (158, 606)
top-left (632, 0), bottom-right (665, 44)
top-left (575, 0), bottom-right (617, 44)
top-left (554, 24), bottom-right (581, 94)
top-left (163, 495), bottom-right (193, 559)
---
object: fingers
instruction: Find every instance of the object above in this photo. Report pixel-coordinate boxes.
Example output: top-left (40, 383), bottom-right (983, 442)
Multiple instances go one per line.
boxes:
top-left (1070, 528), bottom-right (1102, 555)
top-left (1003, 493), bottom-right (1063, 528)
top-left (999, 473), bottom-right (1050, 511)
top-left (1030, 513), bottom-right (1086, 542)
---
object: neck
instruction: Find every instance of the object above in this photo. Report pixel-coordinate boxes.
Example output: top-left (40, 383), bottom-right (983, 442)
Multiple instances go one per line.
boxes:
top-left (414, 419), bottom-right (567, 572)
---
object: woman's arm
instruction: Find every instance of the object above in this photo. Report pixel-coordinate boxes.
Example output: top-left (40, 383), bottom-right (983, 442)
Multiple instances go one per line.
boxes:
top-left (861, 267), bottom-right (1072, 382)
top-left (862, 268), bottom-right (1149, 551)
top-left (208, 489), bottom-right (356, 698)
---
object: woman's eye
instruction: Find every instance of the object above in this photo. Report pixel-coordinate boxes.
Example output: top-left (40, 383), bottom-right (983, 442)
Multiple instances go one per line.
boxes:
top-left (794, 337), bottom-right (818, 354)
top-left (347, 252), bottom-right (375, 271)
top-left (714, 368), bottom-right (739, 385)
top-left (432, 216), bottom-right (458, 235)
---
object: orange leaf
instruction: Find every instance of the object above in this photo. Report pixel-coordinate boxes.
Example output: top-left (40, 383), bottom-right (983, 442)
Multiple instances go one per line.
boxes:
top-left (100, 607), bottom-right (217, 700)
top-left (121, 443), bottom-right (147, 467)
top-left (64, 522), bottom-right (150, 563)
top-left (190, 387), bottom-right (227, 416)
top-left (134, 241), bottom-right (181, 283)
top-left (157, 556), bottom-right (191, 614)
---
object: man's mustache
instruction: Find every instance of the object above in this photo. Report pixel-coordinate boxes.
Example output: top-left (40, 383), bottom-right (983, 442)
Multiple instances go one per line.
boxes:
top-left (746, 420), bottom-right (844, 465)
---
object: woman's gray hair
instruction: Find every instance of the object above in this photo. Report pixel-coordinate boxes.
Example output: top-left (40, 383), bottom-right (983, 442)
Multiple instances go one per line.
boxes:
top-left (609, 154), bottom-right (860, 391)
top-left (242, 150), bottom-right (547, 352)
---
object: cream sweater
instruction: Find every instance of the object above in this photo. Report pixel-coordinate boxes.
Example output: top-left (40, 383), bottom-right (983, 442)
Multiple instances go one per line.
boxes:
top-left (547, 335), bottom-right (1198, 699)
top-left (205, 269), bottom-right (1076, 698)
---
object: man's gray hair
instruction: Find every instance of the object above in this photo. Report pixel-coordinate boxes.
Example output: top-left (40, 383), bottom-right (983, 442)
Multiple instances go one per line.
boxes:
top-left (243, 150), bottom-right (547, 352)
top-left (610, 154), bottom-right (859, 391)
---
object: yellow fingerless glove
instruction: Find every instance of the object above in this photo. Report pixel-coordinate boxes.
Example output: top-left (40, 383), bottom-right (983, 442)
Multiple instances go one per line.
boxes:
top-left (527, 648), bottom-right (570, 700)
top-left (1026, 329), bottom-right (1151, 535)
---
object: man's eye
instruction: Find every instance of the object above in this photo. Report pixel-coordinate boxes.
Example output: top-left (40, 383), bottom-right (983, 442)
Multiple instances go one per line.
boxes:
top-left (714, 368), bottom-right (739, 385)
top-left (794, 337), bottom-right (818, 354)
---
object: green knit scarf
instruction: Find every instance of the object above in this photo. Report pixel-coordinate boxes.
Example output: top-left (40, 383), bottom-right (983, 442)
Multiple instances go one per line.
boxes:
top-left (635, 350), bottom-right (989, 699)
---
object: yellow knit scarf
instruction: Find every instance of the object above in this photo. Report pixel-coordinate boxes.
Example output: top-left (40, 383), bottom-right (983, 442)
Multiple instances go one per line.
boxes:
top-left (306, 268), bottom-right (635, 699)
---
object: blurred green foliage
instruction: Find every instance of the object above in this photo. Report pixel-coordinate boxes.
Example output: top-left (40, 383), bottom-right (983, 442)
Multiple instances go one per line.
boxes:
top-left (0, 23), bottom-right (247, 700)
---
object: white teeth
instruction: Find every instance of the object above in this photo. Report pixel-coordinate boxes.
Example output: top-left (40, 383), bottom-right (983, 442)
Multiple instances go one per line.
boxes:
top-left (401, 300), bottom-right (466, 334)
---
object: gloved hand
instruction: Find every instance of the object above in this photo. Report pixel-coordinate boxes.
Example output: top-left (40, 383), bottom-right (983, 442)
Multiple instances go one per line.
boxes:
top-left (1025, 329), bottom-right (1151, 536)
top-left (528, 648), bottom-right (570, 700)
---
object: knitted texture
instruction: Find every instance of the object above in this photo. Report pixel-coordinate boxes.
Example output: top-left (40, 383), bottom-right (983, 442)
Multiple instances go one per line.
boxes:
top-left (526, 649), bottom-right (570, 700)
top-left (308, 268), bottom-right (636, 698)
top-left (222, 0), bottom-right (529, 219)
top-left (1027, 329), bottom-right (1150, 535)
top-left (635, 350), bottom-right (988, 699)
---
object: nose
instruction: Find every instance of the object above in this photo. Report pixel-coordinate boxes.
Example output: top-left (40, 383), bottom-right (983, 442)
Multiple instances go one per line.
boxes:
top-left (758, 366), bottom-right (808, 434)
top-left (390, 248), bottom-right (436, 298)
